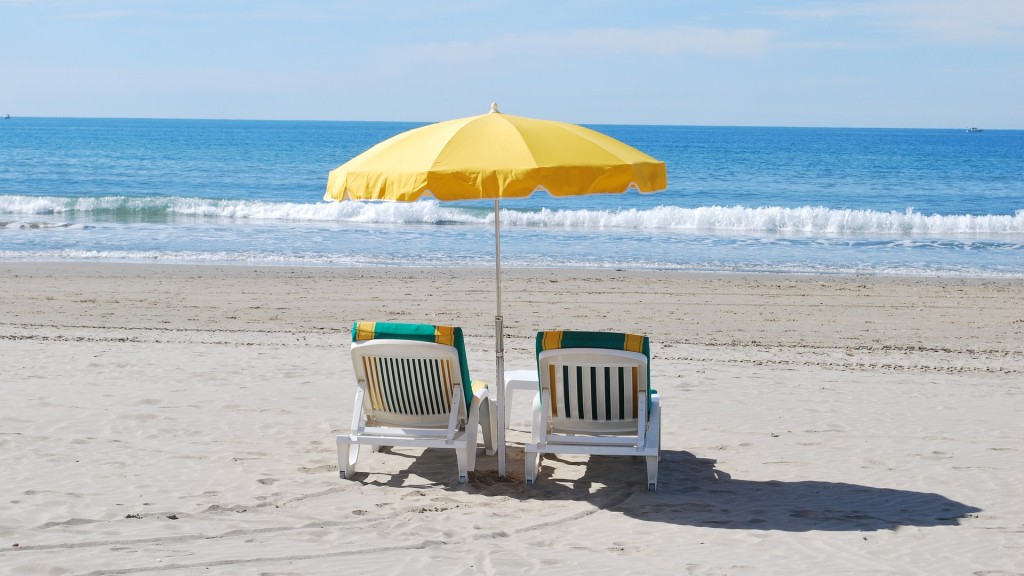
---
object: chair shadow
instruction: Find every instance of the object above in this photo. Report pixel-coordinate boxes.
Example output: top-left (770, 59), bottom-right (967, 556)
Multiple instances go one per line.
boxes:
top-left (594, 449), bottom-right (981, 531)
top-left (377, 446), bottom-right (981, 532)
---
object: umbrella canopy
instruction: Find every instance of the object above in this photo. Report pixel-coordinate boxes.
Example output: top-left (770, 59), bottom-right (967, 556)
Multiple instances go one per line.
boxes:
top-left (324, 104), bottom-right (667, 477)
top-left (325, 104), bottom-right (666, 202)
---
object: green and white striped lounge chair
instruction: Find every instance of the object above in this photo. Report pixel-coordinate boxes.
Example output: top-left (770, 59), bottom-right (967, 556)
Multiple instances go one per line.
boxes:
top-left (525, 330), bottom-right (662, 490)
top-left (337, 322), bottom-right (495, 484)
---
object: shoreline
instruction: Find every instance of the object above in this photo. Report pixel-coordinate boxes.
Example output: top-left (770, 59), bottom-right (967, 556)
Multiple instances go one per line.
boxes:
top-left (3, 258), bottom-right (1024, 279)
top-left (2, 261), bottom-right (1021, 351)
top-left (1, 262), bottom-right (1021, 574)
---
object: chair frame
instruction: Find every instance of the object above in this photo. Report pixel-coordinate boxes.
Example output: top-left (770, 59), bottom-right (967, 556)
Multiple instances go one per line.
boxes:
top-left (525, 347), bottom-right (661, 490)
top-left (336, 338), bottom-right (494, 484)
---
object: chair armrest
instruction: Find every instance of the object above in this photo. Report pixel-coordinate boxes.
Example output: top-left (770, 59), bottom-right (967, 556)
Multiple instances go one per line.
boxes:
top-left (471, 381), bottom-right (489, 402)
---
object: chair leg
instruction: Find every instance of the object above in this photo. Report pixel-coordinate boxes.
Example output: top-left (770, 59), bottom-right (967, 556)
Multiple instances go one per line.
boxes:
top-left (525, 394), bottom-right (543, 486)
top-left (479, 397), bottom-right (497, 456)
top-left (646, 454), bottom-right (658, 491)
top-left (465, 424), bottom-right (479, 474)
top-left (455, 448), bottom-right (469, 484)
top-left (339, 442), bottom-right (359, 480)
top-left (525, 450), bottom-right (540, 486)
top-left (530, 394), bottom-right (543, 444)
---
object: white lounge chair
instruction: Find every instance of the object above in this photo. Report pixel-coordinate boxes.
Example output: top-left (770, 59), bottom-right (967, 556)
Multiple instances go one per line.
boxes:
top-left (525, 330), bottom-right (661, 490)
top-left (337, 322), bottom-right (495, 484)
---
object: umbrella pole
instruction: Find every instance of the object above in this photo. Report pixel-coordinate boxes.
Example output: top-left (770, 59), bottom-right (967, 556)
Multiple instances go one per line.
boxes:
top-left (494, 198), bottom-right (507, 477)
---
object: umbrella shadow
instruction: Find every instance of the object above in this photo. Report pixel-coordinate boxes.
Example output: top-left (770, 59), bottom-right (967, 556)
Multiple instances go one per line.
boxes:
top-left (374, 446), bottom-right (980, 532)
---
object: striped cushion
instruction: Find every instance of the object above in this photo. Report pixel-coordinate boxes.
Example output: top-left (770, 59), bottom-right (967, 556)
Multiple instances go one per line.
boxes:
top-left (352, 322), bottom-right (474, 408)
top-left (536, 330), bottom-right (654, 417)
top-left (359, 354), bottom-right (459, 416)
top-left (538, 330), bottom-right (649, 358)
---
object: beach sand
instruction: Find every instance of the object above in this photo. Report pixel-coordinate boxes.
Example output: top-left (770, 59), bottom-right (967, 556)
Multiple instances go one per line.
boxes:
top-left (0, 263), bottom-right (1021, 575)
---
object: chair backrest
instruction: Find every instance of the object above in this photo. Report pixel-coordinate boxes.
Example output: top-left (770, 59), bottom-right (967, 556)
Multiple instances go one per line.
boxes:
top-left (352, 322), bottom-right (474, 410)
top-left (536, 331), bottom-right (651, 434)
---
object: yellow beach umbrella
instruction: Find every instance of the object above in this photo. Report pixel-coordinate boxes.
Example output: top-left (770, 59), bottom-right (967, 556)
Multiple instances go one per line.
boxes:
top-left (325, 104), bottom-right (666, 476)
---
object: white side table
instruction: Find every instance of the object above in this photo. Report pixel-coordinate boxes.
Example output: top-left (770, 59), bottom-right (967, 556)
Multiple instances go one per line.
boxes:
top-left (502, 369), bottom-right (538, 429)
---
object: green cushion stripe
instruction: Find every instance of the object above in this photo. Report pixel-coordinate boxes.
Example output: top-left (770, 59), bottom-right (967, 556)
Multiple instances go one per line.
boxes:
top-left (400, 359), bottom-right (412, 412)
top-left (575, 366), bottom-right (584, 420)
top-left (380, 359), bottom-right (391, 410)
top-left (410, 359), bottom-right (423, 414)
top-left (393, 358), bottom-right (406, 412)
top-left (537, 330), bottom-right (650, 358)
top-left (562, 365), bottom-right (571, 418)
top-left (617, 367), bottom-right (625, 420)
top-left (399, 360), bottom-right (412, 412)
top-left (420, 359), bottom-right (432, 414)
top-left (402, 358), bottom-right (413, 413)
top-left (603, 367), bottom-right (612, 420)
top-left (535, 329), bottom-right (650, 383)
top-left (425, 359), bottom-right (438, 414)
top-left (416, 359), bottom-right (427, 414)
top-left (383, 358), bottom-right (398, 411)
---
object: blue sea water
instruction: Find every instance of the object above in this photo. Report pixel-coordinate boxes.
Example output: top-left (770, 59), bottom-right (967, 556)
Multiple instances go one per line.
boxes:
top-left (1, 117), bottom-right (1022, 276)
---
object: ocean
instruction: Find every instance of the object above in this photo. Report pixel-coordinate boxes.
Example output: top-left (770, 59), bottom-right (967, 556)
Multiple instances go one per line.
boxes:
top-left (1, 117), bottom-right (1021, 276)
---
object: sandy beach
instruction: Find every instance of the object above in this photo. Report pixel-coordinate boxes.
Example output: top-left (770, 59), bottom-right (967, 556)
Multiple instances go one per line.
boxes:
top-left (0, 263), bottom-right (1021, 575)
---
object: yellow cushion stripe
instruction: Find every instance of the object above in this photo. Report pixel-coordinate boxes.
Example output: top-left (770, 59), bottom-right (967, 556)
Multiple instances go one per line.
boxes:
top-left (434, 325), bottom-right (455, 346)
top-left (548, 364), bottom-right (558, 416)
top-left (624, 333), bottom-right (644, 353)
top-left (542, 331), bottom-right (564, 351)
top-left (364, 356), bottom-right (382, 411)
top-left (441, 359), bottom-right (453, 406)
top-left (354, 321), bottom-right (376, 342)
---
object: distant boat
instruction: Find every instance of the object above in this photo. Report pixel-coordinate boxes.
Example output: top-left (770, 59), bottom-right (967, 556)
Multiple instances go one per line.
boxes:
top-left (966, 127), bottom-right (983, 133)
top-left (3, 114), bottom-right (9, 120)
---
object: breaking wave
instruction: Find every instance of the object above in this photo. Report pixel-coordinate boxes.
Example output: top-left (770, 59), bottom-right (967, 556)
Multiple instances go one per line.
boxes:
top-left (1, 195), bottom-right (1021, 236)
top-left (501, 205), bottom-right (1024, 235)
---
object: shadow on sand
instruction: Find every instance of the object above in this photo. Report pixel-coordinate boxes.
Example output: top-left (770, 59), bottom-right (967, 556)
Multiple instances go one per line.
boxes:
top-left (356, 446), bottom-right (981, 532)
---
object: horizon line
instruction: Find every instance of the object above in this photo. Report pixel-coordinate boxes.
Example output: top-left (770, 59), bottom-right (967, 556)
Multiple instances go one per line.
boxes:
top-left (2, 114), bottom-right (1016, 131)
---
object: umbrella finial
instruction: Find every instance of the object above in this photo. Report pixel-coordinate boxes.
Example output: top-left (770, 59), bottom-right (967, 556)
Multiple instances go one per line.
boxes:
top-left (490, 102), bottom-right (500, 114)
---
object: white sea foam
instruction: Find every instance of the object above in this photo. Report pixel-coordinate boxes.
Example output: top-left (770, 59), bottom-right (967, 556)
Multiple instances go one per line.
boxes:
top-left (1, 248), bottom-right (1018, 277)
top-left (498, 205), bottom-right (1024, 235)
top-left (0, 195), bottom-right (483, 225)
top-left (1, 195), bottom-right (1022, 236)
top-left (0, 221), bottom-right (81, 229)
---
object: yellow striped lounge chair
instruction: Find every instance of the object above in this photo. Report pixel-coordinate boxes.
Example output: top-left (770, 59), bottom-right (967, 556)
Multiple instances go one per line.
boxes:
top-left (525, 330), bottom-right (662, 490)
top-left (337, 322), bottom-right (495, 484)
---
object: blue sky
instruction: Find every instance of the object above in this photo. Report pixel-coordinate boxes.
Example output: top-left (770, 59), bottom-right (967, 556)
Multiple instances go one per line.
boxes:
top-left (2, 0), bottom-right (1022, 128)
